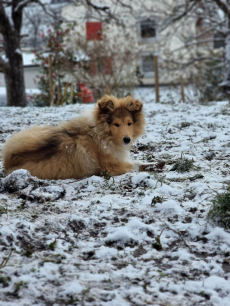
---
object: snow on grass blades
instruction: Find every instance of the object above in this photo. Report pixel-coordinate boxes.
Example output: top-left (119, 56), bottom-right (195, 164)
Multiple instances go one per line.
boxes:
top-left (170, 158), bottom-right (195, 173)
top-left (207, 191), bottom-right (230, 229)
top-left (0, 90), bottom-right (230, 305)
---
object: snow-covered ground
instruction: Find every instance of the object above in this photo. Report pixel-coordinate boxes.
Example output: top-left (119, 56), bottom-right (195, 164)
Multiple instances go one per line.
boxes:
top-left (0, 88), bottom-right (230, 306)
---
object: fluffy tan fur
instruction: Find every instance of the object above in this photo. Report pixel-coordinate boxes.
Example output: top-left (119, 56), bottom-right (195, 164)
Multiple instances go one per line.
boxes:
top-left (3, 95), bottom-right (145, 180)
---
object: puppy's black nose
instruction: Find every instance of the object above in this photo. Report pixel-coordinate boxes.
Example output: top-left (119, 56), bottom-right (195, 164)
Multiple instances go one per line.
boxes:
top-left (123, 137), bottom-right (131, 144)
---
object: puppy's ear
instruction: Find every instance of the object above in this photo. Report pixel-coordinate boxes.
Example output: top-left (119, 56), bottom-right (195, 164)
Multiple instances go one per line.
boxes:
top-left (126, 99), bottom-right (143, 112)
top-left (97, 96), bottom-right (115, 113)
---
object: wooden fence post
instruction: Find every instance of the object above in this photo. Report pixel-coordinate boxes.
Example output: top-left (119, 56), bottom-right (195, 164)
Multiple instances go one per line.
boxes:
top-left (105, 85), bottom-right (110, 94)
top-left (154, 55), bottom-right (160, 102)
top-left (57, 86), bottom-right (61, 105)
top-left (61, 83), bottom-right (69, 105)
top-left (70, 83), bottom-right (74, 104)
top-left (48, 54), bottom-right (54, 106)
top-left (180, 75), bottom-right (185, 103)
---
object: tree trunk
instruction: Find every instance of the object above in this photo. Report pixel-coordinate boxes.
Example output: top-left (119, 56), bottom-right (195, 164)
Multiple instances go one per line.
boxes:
top-left (3, 29), bottom-right (27, 107)
top-left (222, 19), bottom-right (230, 97)
top-left (223, 34), bottom-right (230, 86)
top-left (0, 0), bottom-right (27, 107)
top-left (4, 52), bottom-right (26, 107)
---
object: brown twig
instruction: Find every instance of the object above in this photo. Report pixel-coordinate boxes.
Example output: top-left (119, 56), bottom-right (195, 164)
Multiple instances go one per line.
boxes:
top-left (0, 249), bottom-right (13, 269)
top-left (159, 225), bottom-right (192, 251)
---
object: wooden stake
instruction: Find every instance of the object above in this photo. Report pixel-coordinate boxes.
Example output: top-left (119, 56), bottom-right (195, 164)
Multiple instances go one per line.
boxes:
top-left (70, 83), bottom-right (74, 104)
top-left (61, 83), bottom-right (69, 105)
top-left (154, 55), bottom-right (160, 102)
top-left (57, 86), bottom-right (61, 106)
top-left (53, 84), bottom-right (56, 105)
top-left (105, 85), bottom-right (110, 94)
top-left (48, 54), bottom-right (54, 106)
top-left (180, 75), bottom-right (185, 103)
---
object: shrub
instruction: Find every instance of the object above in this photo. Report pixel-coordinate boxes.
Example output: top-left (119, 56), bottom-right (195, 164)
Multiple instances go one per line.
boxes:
top-left (29, 23), bottom-right (77, 106)
top-left (192, 58), bottom-right (226, 103)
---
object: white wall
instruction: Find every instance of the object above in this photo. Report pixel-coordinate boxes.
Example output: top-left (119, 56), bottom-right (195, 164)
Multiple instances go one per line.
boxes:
top-left (0, 72), bottom-right (5, 87)
top-left (23, 66), bottom-right (39, 89)
top-left (61, 0), bottom-right (196, 85)
top-left (0, 66), bottom-right (39, 89)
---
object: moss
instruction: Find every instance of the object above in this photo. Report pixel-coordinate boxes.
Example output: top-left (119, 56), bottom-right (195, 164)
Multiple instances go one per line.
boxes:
top-left (0, 206), bottom-right (7, 215)
top-left (152, 237), bottom-right (163, 250)
top-left (22, 245), bottom-right (34, 257)
top-left (151, 196), bottom-right (164, 206)
top-left (14, 281), bottom-right (24, 293)
top-left (207, 192), bottom-right (230, 229)
top-left (180, 122), bottom-right (191, 128)
top-left (0, 275), bottom-right (11, 287)
top-left (199, 291), bottom-right (210, 300)
top-left (49, 240), bottom-right (56, 251)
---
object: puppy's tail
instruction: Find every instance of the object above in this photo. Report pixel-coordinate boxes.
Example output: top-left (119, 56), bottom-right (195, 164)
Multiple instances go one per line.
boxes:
top-left (2, 126), bottom-right (57, 173)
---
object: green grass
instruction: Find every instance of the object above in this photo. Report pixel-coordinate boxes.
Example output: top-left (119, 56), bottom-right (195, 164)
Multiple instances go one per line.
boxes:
top-left (180, 122), bottom-right (191, 128)
top-left (14, 281), bottom-right (24, 293)
top-left (151, 196), bottom-right (164, 206)
top-left (0, 275), bottom-right (11, 287)
top-left (170, 158), bottom-right (194, 173)
top-left (49, 240), bottom-right (56, 251)
top-left (0, 205), bottom-right (8, 215)
top-left (207, 192), bottom-right (230, 229)
top-left (152, 237), bottom-right (163, 250)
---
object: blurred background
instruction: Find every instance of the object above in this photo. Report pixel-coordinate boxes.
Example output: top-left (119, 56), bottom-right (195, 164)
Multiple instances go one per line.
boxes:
top-left (0, 0), bottom-right (229, 106)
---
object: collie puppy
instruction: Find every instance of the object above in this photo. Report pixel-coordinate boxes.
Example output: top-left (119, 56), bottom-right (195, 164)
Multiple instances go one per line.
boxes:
top-left (2, 95), bottom-right (145, 180)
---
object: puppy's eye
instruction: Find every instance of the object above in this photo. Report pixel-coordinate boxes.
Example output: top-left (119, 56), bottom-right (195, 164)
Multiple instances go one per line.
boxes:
top-left (128, 123), bottom-right (132, 126)
top-left (114, 123), bottom-right (120, 127)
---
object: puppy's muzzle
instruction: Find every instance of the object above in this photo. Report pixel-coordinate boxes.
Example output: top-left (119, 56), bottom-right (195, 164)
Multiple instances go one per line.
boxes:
top-left (123, 136), bottom-right (131, 144)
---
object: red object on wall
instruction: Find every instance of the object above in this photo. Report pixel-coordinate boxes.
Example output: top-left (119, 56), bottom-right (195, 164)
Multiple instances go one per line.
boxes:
top-left (86, 22), bottom-right (102, 40)
top-left (77, 83), bottom-right (94, 103)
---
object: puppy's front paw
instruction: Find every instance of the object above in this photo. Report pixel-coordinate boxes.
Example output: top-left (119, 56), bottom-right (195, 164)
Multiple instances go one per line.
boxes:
top-left (139, 161), bottom-right (166, 172)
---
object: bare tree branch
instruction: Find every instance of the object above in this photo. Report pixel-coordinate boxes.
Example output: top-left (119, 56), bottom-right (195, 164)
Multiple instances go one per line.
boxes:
top-left (212, 0), bottom-right (230, 19)
top-left (76, 0), bottom-right (125, 27)
top-left (113, 0), bottom-right (133, 11)
top-left (0, 0), bottom-right (14, 36)
top-left (164, 56), bottom-right (221, 69)
top-left (161, 1), bottom-right (197, 30)
top-left (84, 0), bottom-right (110, 12)
top-left (14, 0), bottom-right (34, 12)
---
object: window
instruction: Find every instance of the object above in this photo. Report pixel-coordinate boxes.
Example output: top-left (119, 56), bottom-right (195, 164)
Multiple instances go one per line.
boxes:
top-left (86, 22), bottom-right (102, 40)
top-left (138, 18), bottom-right (159, 43)
top-left (196, 18), bottom-right (213, 48)
top-left (213, 33), bottom-right (225, 49)
top-left (140, 55), bottom-right (155, 75)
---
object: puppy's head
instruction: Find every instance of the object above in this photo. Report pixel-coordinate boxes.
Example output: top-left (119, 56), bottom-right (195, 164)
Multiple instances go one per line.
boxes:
top-left (96, 95), bottom-right (145, 147)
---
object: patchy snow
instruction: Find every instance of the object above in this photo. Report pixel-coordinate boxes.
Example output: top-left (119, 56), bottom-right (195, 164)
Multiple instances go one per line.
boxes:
top-left (15, 48), bottom-right (22, 55)
top-left (0, 88), bottom-right (230, 305)
top-left (1, 52), bottom-right (38, 67)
